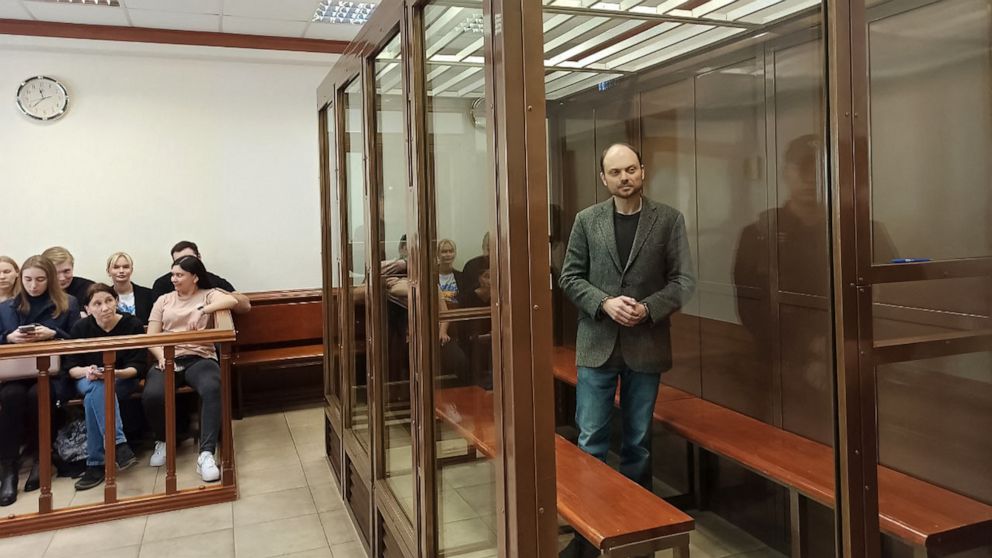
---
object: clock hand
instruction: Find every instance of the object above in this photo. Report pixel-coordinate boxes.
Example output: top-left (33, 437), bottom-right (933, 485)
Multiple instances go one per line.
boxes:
top-left (31, 95), bottom-right (51, 108)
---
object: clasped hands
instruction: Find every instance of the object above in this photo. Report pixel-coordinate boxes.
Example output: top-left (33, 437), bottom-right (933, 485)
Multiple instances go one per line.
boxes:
top-left (602, 296), bottom-right (648, 327)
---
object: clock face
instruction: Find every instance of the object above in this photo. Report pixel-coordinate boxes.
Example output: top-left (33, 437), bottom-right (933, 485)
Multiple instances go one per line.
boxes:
top-left (16, 76), bottom-right (69, 121)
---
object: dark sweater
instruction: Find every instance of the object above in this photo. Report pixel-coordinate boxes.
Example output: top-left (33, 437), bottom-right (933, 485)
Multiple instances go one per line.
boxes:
top-left (62, 314), bottom-right (148, 379)
top-left (125, 283), bottom-right (157, 326)
top-left (614, 211), bottom-right (640, 269)
top-left (152, 271), bottom-right (235, 299)
top-left (0, 293), bottom-right (80, 343)
top-left (64, 276), bottom-right (95, 304)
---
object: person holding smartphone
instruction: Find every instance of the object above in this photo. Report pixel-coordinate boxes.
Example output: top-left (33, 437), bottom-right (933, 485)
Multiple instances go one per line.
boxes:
top-left (63, 283), bottom-right (145, 490)
top-left (0, 255), bottom-right (80, 506)
top-left (142, 256), bottom-right (238, 483)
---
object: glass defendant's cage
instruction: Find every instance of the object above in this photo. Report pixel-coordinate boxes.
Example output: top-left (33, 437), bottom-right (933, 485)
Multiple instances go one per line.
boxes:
top-left (318, 0), bottom-right (992, 556)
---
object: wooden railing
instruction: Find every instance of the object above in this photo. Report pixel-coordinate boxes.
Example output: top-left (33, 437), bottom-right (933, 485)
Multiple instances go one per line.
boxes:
top-left (0, 311), bottom-right (237, 538)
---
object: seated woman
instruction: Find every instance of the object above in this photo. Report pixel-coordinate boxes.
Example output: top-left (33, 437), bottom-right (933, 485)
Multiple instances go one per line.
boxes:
top-left (0, 255), bottom-right (80, 506)
top-left (141, 255), bottom-right (238, 482)
top-left (106, 252), bottom-right (156, 325)
top-left (0, 256), bottom-right (20, 304)
top-left (63, 284), bottom-right (144, 490)
top-left (437, 239), bottom-right (465, 307)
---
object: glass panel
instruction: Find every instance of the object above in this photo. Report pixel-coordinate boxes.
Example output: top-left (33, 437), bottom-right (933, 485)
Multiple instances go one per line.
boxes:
top-left (868, 0), bottom-right (992, 263)
top-left (374, 33), bottom-right (415, 520)
top-left (866, 2), bottom-right (992, 555)
top-left (344, 77), bottom-right (370, 450)
top-left (424, 0), bottom-right (498, 554)
top-left (548, 2), bottom-right (836, 554)
top-left (325, 104), bottom-right (342, 404)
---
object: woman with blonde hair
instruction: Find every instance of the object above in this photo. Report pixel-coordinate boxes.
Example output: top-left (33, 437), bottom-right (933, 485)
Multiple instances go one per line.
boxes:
top-left (0, 256), bottom-right (19, 303)
top-left (0, 255), bottom-right (80, 506)
top-left (437, 238), bottom-right (466, 307)
top-left (106, 252), bottom-right (156, 325)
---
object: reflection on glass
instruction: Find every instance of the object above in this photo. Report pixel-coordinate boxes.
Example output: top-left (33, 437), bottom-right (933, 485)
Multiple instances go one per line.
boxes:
top-left (344, 78), bottom-right (370, 450)
top-left (550, 2), bottom-right (837, 554)
top-left (325, 105), bottom-right (342, 404)
top-left (374, 34), bottom-right (415, 520)
top-left (868, 0), bottom-right (992, 262)
top-left (424, 0), bottom-right (497, 554)
top-left (868, 2), bottom-right (992, 555)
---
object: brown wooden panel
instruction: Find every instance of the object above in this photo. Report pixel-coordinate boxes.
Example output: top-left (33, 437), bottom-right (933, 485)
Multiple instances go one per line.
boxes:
top-left (233, 344), bottom-right (323, 366)
top-left (433, 384), bottom-right (694, 551)
top-left (555, 435), bottom-right (694, 549)
top-left (655, 397), bottom-right (992, 549)
top-left (0, 18), bottom-right (347, 54)
top-left (234, 301), bottom-right (323, 348)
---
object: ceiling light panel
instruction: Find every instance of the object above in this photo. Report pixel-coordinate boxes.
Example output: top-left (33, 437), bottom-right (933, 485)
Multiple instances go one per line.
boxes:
top-left (121, 0), bottom-right (223, 14)
top-left (38, 0), bottom-right (120, 5)
top-left (313, 0), bottom-right (376, 25)
top-left (22, 0), bottom-right (129, 24)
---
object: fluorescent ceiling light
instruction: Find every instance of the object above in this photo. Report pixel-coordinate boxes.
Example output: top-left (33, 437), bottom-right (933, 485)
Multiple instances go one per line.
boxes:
top-left (41, 0), bottom-right (120, 5)
top-left (313, 0), bottom-right (376, 25)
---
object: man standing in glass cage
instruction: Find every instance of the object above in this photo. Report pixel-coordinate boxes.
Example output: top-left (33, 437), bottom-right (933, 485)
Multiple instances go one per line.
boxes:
top-left (559, 141), bottom-right (695, 497)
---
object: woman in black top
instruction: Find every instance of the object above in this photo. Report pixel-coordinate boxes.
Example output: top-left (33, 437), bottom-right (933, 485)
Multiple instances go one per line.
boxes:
top-left (106, 252), bottom-right (156, 326)
top-left (63, 284), bottom-right (145, 490)
top-left (0, 255), bottom-right (80, 506)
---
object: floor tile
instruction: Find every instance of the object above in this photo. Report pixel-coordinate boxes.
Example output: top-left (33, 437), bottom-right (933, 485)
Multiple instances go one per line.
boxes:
top-left (0, 529), bottom-right (52, 558)
top-left (441, 461), bottom-right (494, 489)
top-left (294, 442), bottom-right (327, 462)
top-left (237, 462), bottom-right (307, 497)
top-left (45, 516), bottom-right (146, 557)
top-left (455, 483), bottom-right (496, 517)
top-left (309, 481), bottom-right (344, 513)
top-left (280, 546), bottom-right (334, 558)
top-left (234, 514), bottom-right (327, 558)
top-left (329, 541), bottom-right (367, 558)
top-left (319, 509), bottom-right (359, 545)
top-left (138, 528), bottom-right (234, 558)
top-left (440, 517), bottom-right (495, 550)
top-left (690, 511), bottom-right (767, 557)
top-left (302, 458), bottom-right (335, 487)
top-left (233, 486), bottom-right (316, 526)
top-left (285, 408), bottom-right (324, 429)
top-left (142, 501), bottom-right (233, 542)
top-left (290, 424), bottom-right (325, 447)
top-left (236, 445), bottom-right (303, 474)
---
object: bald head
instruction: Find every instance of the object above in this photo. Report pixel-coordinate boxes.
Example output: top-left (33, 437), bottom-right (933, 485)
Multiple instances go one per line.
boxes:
top-left (599, 143), bottom-right (642, 174)
top-left (599, 143), bottom-right (645, 201)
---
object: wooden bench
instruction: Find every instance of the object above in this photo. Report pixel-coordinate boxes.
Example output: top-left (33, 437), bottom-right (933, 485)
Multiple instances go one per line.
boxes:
top-left (552, 346), bottom-right (992, 556)
top-left (232, 289), bottom-right (324, 418)
top-left (435, 386), bottom-right (694, 557)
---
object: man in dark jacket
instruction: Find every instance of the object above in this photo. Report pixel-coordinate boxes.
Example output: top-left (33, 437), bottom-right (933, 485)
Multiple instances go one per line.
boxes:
top-left (559, 143), bottom-right (695, 489)
top-left (151, 241), bottom-right (250, 313)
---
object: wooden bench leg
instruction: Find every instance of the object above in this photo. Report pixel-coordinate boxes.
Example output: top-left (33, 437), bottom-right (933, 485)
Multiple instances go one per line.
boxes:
top-left (789, 489), bottom-right (803, 558)
top-left (603, 532), bottom-right (690, 557)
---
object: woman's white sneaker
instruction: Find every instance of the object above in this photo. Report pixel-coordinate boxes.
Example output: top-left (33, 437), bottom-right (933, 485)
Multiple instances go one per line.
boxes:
top-left (149, 441), bottom-right (167, 467)
top-left (197, 451), bottom-right (220, 482)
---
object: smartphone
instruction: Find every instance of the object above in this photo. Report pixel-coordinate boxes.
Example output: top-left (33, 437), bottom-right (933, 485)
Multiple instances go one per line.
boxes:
top-left (17, 324), bottom-right (36, 334)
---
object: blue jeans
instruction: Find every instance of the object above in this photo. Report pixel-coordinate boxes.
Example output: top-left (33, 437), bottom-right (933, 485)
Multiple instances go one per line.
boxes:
top-left (76, 377), bottom-right (137, 466)
top-left (575, 365), bottom-right (660, 488)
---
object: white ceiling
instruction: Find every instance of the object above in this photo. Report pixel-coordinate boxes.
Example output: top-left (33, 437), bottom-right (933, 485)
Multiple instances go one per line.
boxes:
top-left (0, 0), bottom-right (364, 42)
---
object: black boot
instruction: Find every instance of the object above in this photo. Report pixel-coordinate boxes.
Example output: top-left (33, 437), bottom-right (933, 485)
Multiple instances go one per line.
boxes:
top-left (0, 459), bottom-right (17, 507)
top-left (24, 458), bottom-right (40, 493)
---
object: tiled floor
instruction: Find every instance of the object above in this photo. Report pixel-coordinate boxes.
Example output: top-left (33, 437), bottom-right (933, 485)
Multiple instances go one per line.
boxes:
top-left (0, 406), bottom-right (362, 558)
top-left (0, 405), bottom-right (786, 558)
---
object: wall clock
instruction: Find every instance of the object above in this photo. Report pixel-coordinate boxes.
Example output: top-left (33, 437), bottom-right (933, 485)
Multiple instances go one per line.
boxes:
top-left (16, 76), bottom-right (69, 121)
